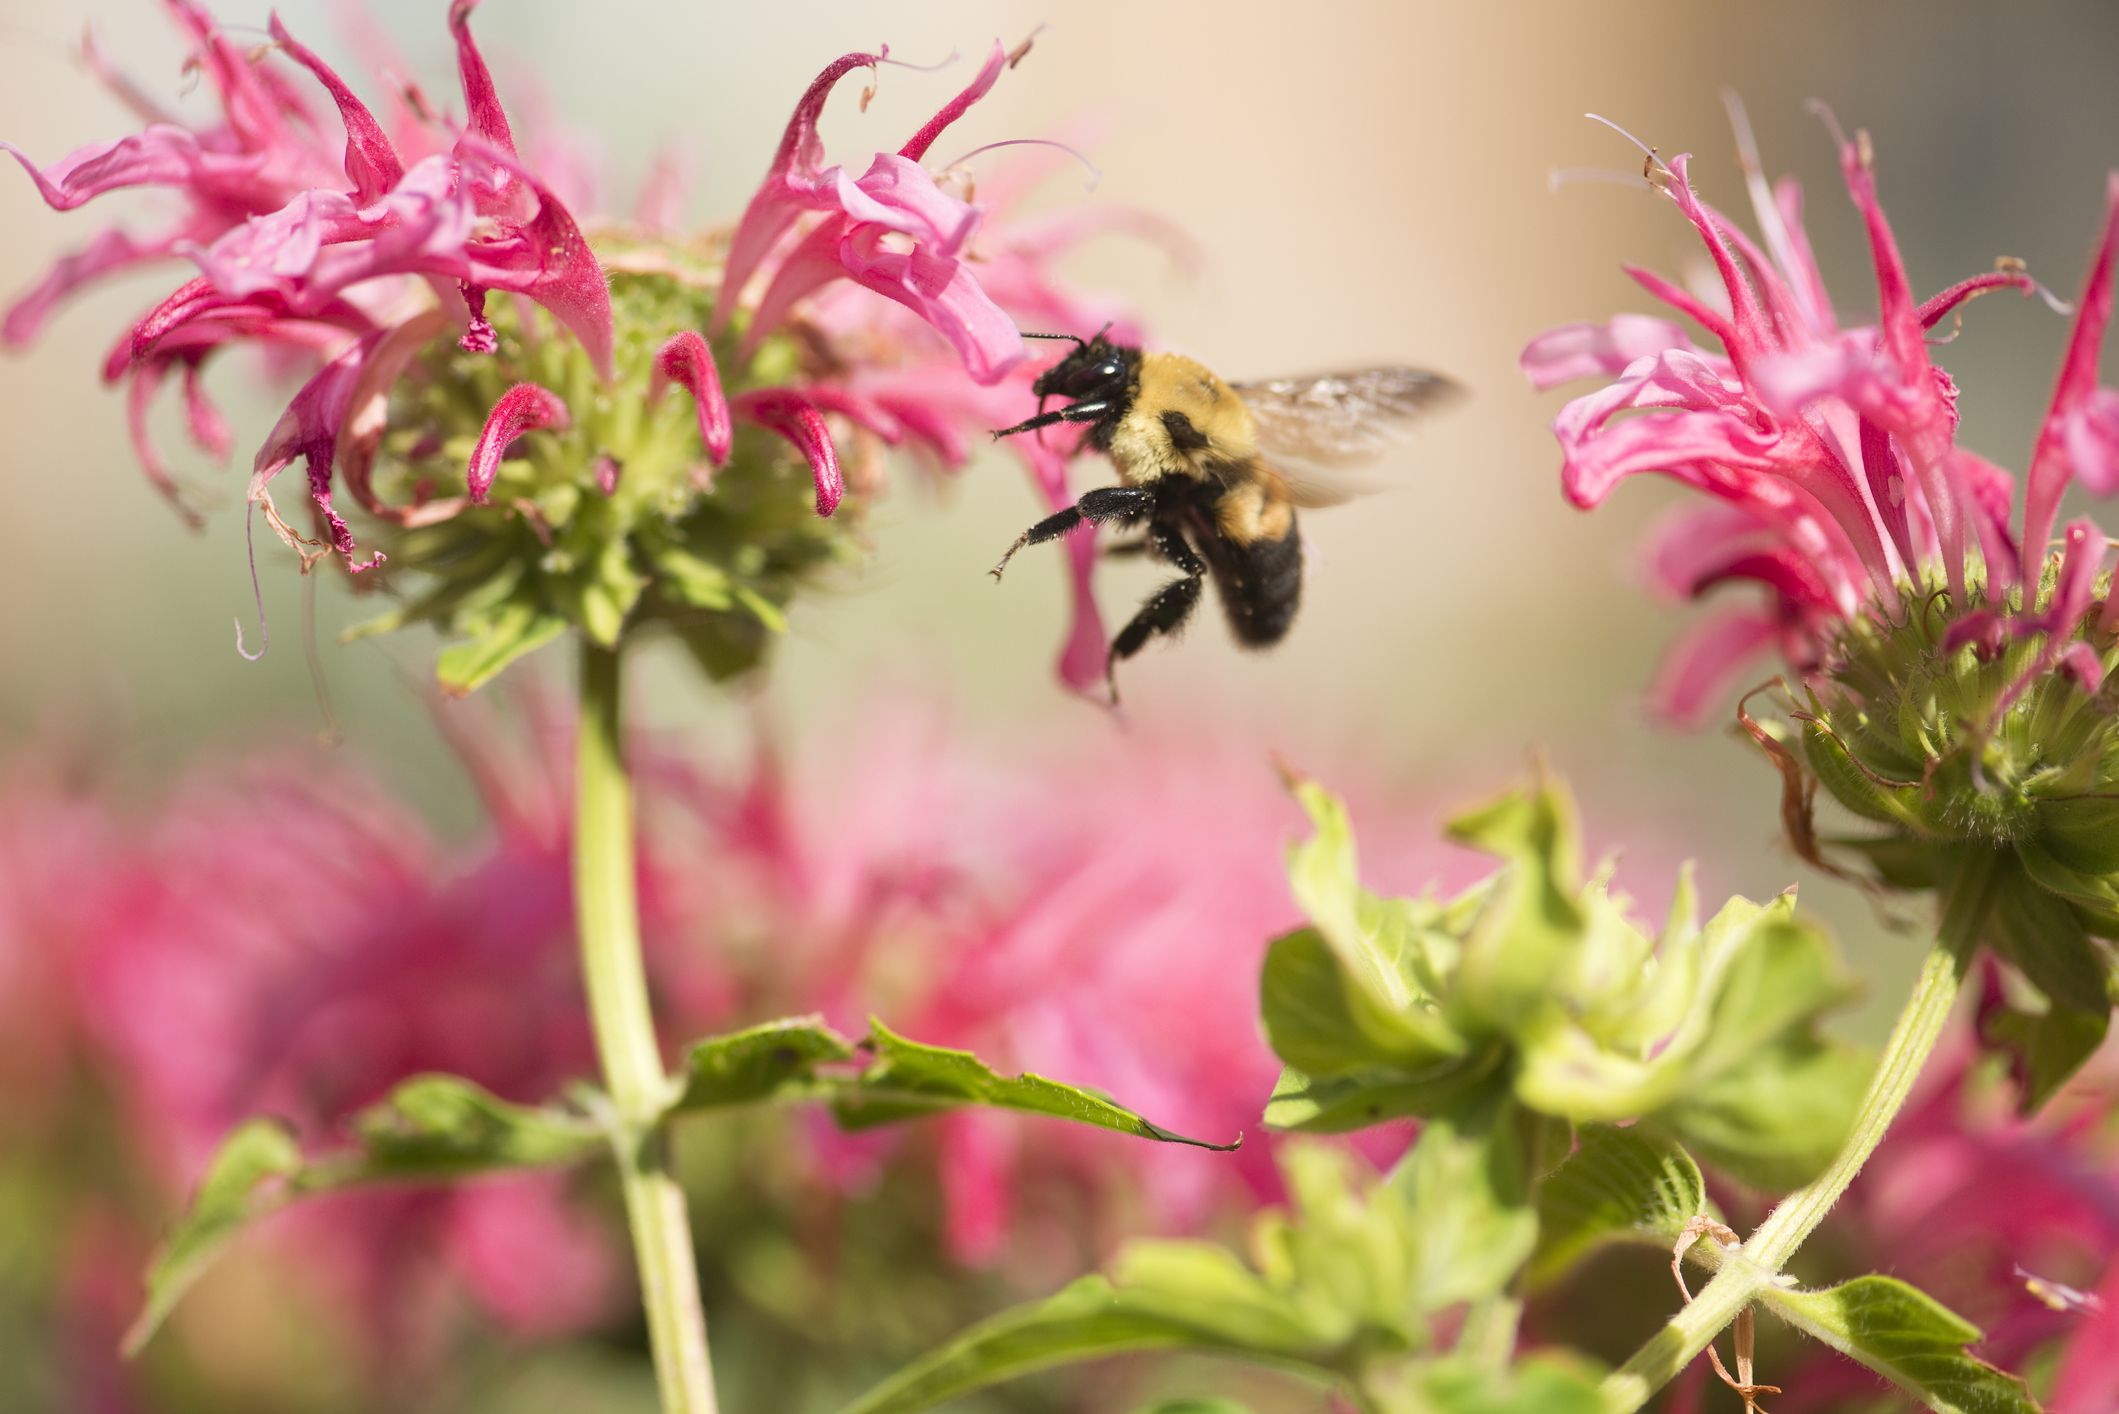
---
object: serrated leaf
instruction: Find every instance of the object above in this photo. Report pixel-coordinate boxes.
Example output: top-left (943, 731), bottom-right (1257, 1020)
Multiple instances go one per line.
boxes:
top-left (1761, 1275), bottom-right (2037, 1414)
top-left (671, 1015), bottom-right (856, 1111)
top-left (1528, 1127), bottom-right (1705, 1288)
top-left (1262, 1056), bottom-right (1504, 1134)
top-left (832, 1021), bottom-right (1239, 1150)
top-left (125, 1119), bottom-right (301, 1356)
top-left (126, 1078), bottom-right (601, 1354)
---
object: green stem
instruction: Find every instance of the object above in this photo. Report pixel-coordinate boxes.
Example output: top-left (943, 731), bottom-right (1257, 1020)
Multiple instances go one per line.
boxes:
top-left (577, 641), bottom-right (718, 1414)
top-left (1596, 849), bottom-right (1997, 1414)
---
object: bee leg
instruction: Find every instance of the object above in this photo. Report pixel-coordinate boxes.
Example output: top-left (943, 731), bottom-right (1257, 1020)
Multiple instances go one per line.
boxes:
top-left (1105, 522), bottom-right (1207, 704)
top-left (990, 485), bottom-right (1156, 581)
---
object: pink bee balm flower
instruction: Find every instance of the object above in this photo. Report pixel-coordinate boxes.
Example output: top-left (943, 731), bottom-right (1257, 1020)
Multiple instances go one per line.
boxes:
top-left (1523, 110), bottom-right (2119, 725)
top-left (8, 9), bottom-right (1140, 693)
top-left (672, 699), bottom-right (1485, 1266)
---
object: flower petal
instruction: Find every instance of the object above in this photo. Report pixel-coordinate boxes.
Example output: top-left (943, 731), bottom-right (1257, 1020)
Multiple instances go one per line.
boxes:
top-left (732, 388), bottom-right (843, 516)
top-left (267, 14), bottom-right (405, 204)
top-left (465, 383), bottom-right (570, 503)
top-left (652, 332), bottom-right (733, 466)
top-left (2025, 174), bottom-right (2119, 558)
top-left (1648, 606), bottom-right (1783, 728)
top-left (1519, 314), bottom-right (1694, 390)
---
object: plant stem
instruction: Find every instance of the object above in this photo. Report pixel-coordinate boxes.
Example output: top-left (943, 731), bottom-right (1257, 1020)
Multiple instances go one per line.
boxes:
top-left (577, 641), bottom-right (718, 1413)
top-left (1596, 850), bottom-right (1996, 1414)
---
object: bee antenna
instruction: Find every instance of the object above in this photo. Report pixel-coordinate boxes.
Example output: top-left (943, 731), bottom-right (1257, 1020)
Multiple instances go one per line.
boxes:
top-left (1020, 331), bottom-right (1086, 346)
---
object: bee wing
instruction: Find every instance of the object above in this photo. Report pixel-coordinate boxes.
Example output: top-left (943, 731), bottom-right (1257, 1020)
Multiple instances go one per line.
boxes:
top-left (1232, 367), bottom-right (1462, 507)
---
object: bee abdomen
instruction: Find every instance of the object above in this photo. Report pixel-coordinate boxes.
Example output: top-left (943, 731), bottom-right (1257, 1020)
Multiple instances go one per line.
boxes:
top-left (1212, 520), bottom-right (1303, 647)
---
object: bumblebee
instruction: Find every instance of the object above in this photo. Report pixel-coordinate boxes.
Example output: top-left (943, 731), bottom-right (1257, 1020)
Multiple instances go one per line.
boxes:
top-left (991, 330), bottom-right (1460, 698)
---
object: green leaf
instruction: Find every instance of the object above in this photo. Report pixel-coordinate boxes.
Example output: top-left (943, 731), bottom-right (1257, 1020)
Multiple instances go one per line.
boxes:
top-left (671, 1015), bottom-right (856, 1111)
top-left (836, 1272), bottom-right (1337, 1414)
top-left (1260, 927), bottom-right (1466, 1080)
top-left (1262, 1055), bottom-right (1504, 1134)
top-left (1132, 1401), bottom-right (1252, 1414)
top-left (1445, 774), bottom-right (1587, 1032)
top-left (832, 1021), bottom-right (1240, 1150)
top-left (1987, 856), bottom-right (2114, 1014)
top-left (435, 600), bottom-right (568, 694)
top-left (125, 1119), bottom-right (301, 1356)
top-left (1387, 1356), bottom-right (1606, 1414)
top-left (1388, 1095), bottom-right (1538, 1314)
top-left (346, 1074), bottom-right (605, 1177)
top-left (1652, 1032), bottom-right (1872, 1190)
top-left (1982, 991), bottom-right (2110, 1112)
top-left (1528, 1127), bottom-right (1705, 1288)
top-left (1282, 782), bottom-right (1460, 1063)
top-left (126, 1079), bottom-right (602, 1354)
top-left (1761, 1275), bottom-right (2037, 1414)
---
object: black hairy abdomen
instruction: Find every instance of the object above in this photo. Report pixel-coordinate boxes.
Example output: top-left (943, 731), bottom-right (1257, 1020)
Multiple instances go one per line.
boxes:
top-left (1197, 515), bottom-right (1302, 647)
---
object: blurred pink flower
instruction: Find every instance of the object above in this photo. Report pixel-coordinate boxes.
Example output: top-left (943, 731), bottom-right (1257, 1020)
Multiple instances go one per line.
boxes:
top-left (1779, 1022), bottom-right (2119, 1410)
top-left (674, 699), bottom-right (1483, 1267)
top-left (1523, 111), bottom-right (2119, 724)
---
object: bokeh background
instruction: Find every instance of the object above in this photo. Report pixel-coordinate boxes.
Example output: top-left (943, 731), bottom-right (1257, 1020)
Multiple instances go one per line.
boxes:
top-left (3, 1), bottom-right (2119, 1410)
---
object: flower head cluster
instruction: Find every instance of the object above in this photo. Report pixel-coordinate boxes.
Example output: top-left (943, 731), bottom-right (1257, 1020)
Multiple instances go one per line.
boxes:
top-left (1526, 113), bottom-right (2119, 1029)
top-left (7, 5), bottom-right (1136, 689)
top-left (1526, 112), bottom-right (2119, 724)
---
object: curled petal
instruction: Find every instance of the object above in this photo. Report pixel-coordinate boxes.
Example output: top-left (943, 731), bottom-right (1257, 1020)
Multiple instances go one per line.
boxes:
top-left (1648, 605), bottom-right (1781, 728)
top-left (448, 0), bottom-right (520, 159)
top-left (800, 385), bottom-right (907, 444)
top-left (652, 332), bottom-right (732, 464)
top-left (1, 128), bottom-right (266, 211)
top-left (898, 41), bottom-right (1007, 162)
top-left (733, 388), bottom-right (843, 516)
top-left (268, 14), bottom-right (405, 203)
top-left (2025, 174), bottom-right (2119, 557)
top-left (180, 361), bottom-right (231, 460)
top-left (3, 228), bottom-right (170, 347)
top-left (250, 330), bottom-right (389, 571)
top-left (466, 383), bottom-right (570, 503)
top-left (838, 226), bottom-right (1024, 383)
top-left (2061, 388), bottom-right (2119, 495)
top-left (1519, 314), bottom-right (1693, 390)
top-left (714, 50), bottom-right (882, 327)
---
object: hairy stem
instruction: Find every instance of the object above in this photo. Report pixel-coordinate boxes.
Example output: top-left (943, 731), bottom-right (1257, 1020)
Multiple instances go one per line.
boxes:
top-left (1596, 850), bottom-right (1996, 1413)
top-left (578, 641), bottom-right (718, 1413)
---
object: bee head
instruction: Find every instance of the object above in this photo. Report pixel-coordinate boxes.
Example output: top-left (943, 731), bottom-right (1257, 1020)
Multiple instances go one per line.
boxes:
top-left (1028, 328), bottom-right (1133, 404)
top-left (993, 328), bottom-right (1139, 446)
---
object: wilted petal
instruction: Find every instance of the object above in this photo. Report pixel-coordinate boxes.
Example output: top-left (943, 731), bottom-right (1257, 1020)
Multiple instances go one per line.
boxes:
top-left (1519, 314), bottom-right (1694, 390)
top-left (466, 383), bottom-right (570, 503)
top-left (652, 332), bottom-right (733, 464)
top-left (250, 331), bottom-right (389, 571)
top-left (732, 388), bottom-right (843, 516)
